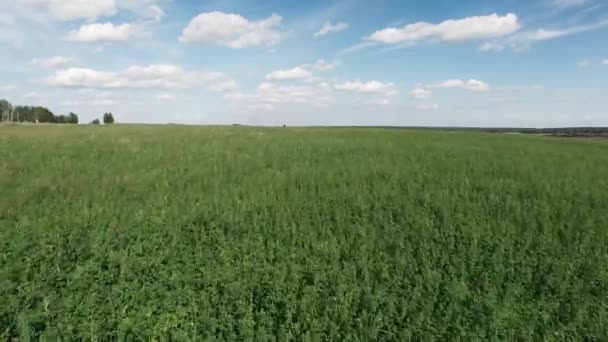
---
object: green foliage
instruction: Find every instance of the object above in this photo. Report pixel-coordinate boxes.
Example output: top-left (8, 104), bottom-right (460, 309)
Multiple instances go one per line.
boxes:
top-left (0, 125), bottom-right (607, 340)
top-left (0, 102), bottom-right (78, 124)
top-left (90, 119), bottom-right (100, 125)
top-left (0, 99), bottom-right (13, 122)
top-left (68, 113), bottom-right (79, 124)
top-left (103, 112), bottom-right (115, 124)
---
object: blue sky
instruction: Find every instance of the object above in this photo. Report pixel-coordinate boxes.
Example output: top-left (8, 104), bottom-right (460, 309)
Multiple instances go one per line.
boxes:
top-left (1, 0), bottom-right (607, 126)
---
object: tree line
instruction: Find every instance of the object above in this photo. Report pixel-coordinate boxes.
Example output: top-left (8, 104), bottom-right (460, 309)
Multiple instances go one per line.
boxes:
top-left (0, 99), bottom-right (116, 125)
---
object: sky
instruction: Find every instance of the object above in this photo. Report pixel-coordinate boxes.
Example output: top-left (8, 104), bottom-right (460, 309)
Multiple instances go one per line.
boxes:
top-left (1, 0), bottom-right (607, 127)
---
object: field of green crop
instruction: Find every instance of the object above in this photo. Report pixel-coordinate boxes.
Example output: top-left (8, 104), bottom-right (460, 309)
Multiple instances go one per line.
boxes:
top-left (1, 124), bottom-right (607, 340)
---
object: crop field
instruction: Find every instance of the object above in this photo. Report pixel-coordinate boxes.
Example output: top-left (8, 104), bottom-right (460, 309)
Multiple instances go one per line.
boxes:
top-left (1, 124), bottom-right (607, 340)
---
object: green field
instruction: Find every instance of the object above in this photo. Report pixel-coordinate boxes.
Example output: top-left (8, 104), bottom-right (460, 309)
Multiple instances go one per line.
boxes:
top-left (1, 125), bottom-right (607, 340)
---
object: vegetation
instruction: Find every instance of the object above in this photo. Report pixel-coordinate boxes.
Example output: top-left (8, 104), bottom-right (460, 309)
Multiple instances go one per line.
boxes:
top-left (0, 99), bottom-right (78, 124)
top-left (90, 119), bottom-right (101, 125)
top-left (103, 112), bottom-right (115, 125)
top-left (1, 125), bottom-right (607, 340)
top-left (336, 126), bottom-right (608, 136)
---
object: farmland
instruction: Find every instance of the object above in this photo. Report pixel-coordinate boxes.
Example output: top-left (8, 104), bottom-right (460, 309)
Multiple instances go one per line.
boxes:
top-left (1, 124), bottom-right (607, 340)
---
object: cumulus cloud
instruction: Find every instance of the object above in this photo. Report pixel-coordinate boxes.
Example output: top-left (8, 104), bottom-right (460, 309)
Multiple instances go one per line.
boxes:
top-left (67, 23), bottom-right (136, 42)
top-left (416, 103), bottom-right (439, 110)
top-left (334, 80), bottom-right (397, 108)
top-left (411, 80), bottom-right (489, 109)
top-left (411, 85), bottom-right (432, 100)
top-left (312, 59), bottom-right (340, 71)
top-left (62, 89), bottom-right (120, 107)
top-left (369, 13), bottom-right (519, 44)
top-left (314, 21), bottom-right (349, 37)
top-left (16, 0), bottom-right (166, 22)
top-left (30, 56), bottom-right (72, 68)
top-left (334, 80), bottom-right (397, 96)
top-left (432, 79), bottom-right (490, 92)
top-left (264, 59), bottom-right (339, 82)
top-left (365, 98), bottom-right (391, 106)
top-left (16, 0), bottom-right (117, 20)
top-left (179, 12), bottom-right (286, 48)
top-left (46, 64), bottom-right (237, 91)
top-left (265, 67), bottom-right (312, 81)
top-left (141, 4), bottom-right (165, 22)
top-left (479, 42), bottom-right (506, 52)
top-left (225, 82), bottom-right (332, 110)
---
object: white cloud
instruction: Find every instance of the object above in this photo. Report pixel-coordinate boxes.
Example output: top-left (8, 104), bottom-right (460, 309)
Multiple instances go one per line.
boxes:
top-left (48, 68), bottom-right (117, 88)
top-left (528, 29), bottom-right (567, 41)
top-left (482, 19), bottom-right (608, 52)
top-left (551, 0), bottom-right (591, 9)
top-left (264, 59), bottom-right (339, 82)
top-left (30, 56), bottom-right (72, 68)
top-left (340, 41), bottom-right (378, 55)
top-left (179, 12), bottom-right (286, 48)
top-left (23, 91), bottom-right (39, 99)
top-left (369, 13), bottom-right (519, 44)
top-left (265, 67), bottom-right (312, 81)
top-left (365, 98), bottom-right (391, 106)
top-left (62, 100), bottom-right (81, 107)
top-left (314, 21), bottom-right (349, 37)
top-left (416, 103), bottom-right (439, 110)
top-left (411, 85), bottom-right (432, 100)
top-left (432, 79), bottom-right (490, 92)
top-left (334, 80), bottom-right (397, 96)
top-left (479, 42), bottom-right (505, 52)
top-left (62, 89), bottom-right (119, 107)
top-left (529, 20), bottom-right (608, 41)
top-left (158, 93), bottom-right (175, 101)
top-left (142, 4), bottom-right (165, 22)
top-left (313, 59), bottom-right (340, 71)
top-left (67, 23), bottom-right (136, 42)
top-left (15, 0), bottom-right (166, 22)
top-left (93, 46), bottom-right (104, 54)
top-left (334, 81), bottom-right (397, 108)
top-left (46, 65), bottom-right (237, 91)
top-left (578, 59), bottom-right (591, 67)
top-left (92, 99), bottom-right (116, 106)
top-left (1, 85), bottom-right (17, 92)
top-left (602, 59), bottom-right (608, 65)
top-left (225, 82), bottom-right (332, 110)
top-left (410, 79), bottom-right (490, 108)
top-left (207, 79), bottom-right (238, 92)
top-left (17, 0), bottom-right (117, 20)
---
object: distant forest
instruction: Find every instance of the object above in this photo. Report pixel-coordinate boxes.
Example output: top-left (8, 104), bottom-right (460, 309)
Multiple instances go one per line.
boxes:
top-left (0, 99), bottom-right (115, 125)
top-left (334, 126), bottom-right (608, 135)
top-left (0, 99), bottom-right (78, 124)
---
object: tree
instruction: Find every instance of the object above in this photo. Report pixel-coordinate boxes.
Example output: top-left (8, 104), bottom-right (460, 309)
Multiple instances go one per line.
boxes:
top-left (103, 112), bottom-right (115, 124)
top-left (1, 101), bottom-right (81, 124)
top-left (13, 106), bottom-right (55, 123)
top-left (0, 99), bottom-right (12, 123)
top-left (68, 112), bottom-right (79, 124)
top-left (36, 107), bottom-right (55, 123)
top-left (90, 119), bottom-right (100, 125)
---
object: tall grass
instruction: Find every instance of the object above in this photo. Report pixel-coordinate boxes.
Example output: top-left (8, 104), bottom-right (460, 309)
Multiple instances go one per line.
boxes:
top-left (1, 125), bottom-right (607, 339)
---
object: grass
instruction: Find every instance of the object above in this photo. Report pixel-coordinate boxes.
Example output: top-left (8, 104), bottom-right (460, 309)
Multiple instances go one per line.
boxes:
top-left (1, 124), bottom-right (607, 340)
